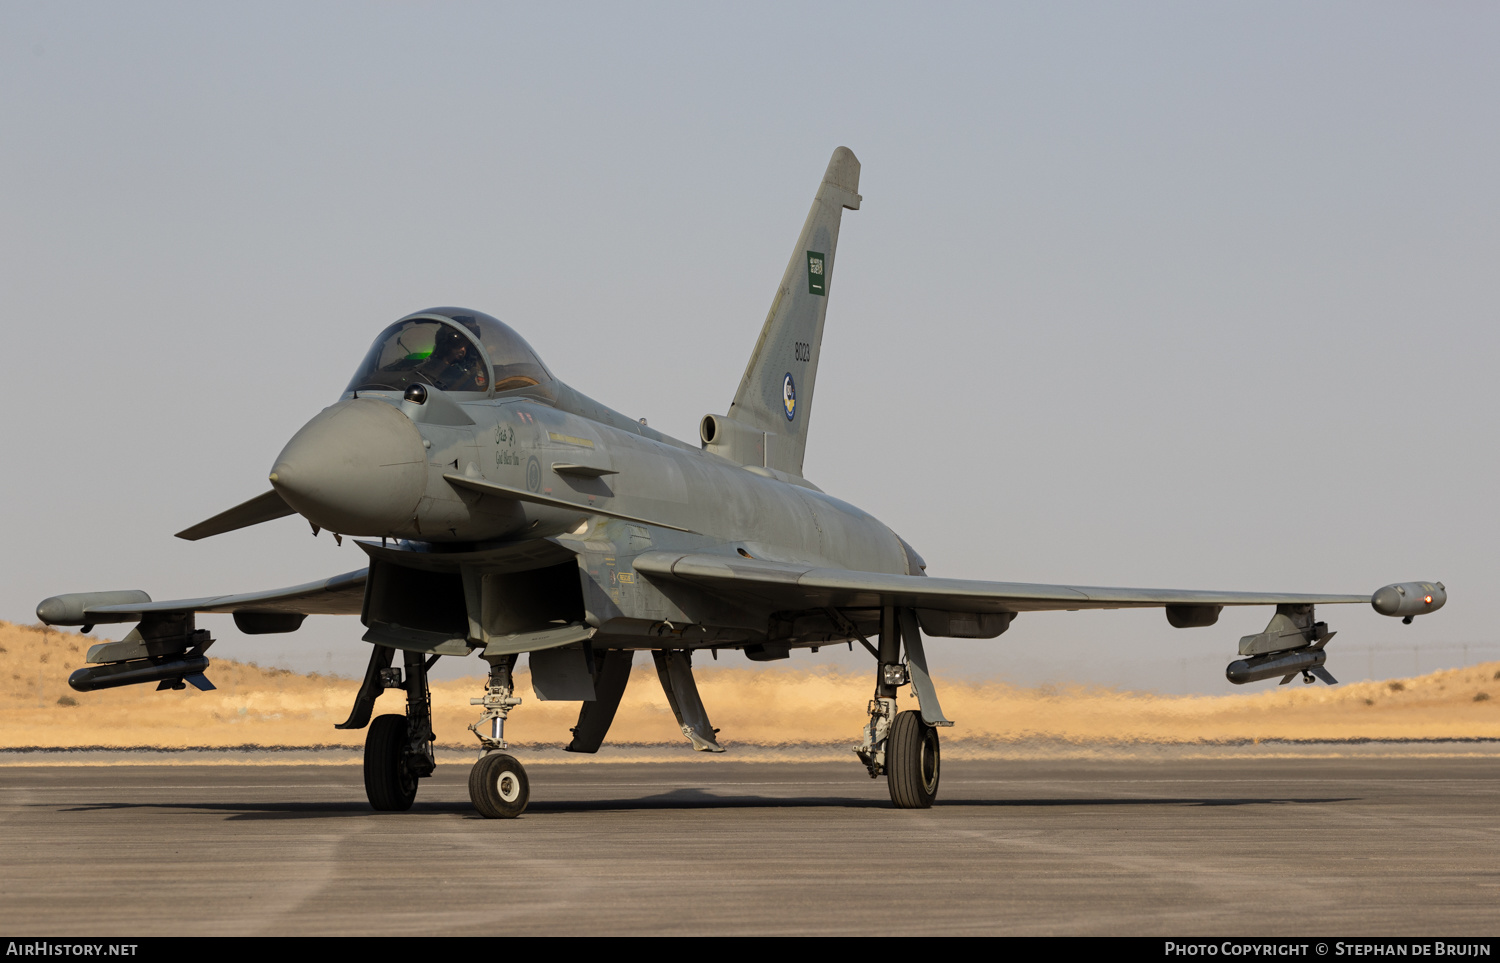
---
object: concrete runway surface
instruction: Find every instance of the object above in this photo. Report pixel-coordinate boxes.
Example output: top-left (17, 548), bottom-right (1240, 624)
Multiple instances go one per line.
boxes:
top-left (1, 754), bottom-right (1497, 936)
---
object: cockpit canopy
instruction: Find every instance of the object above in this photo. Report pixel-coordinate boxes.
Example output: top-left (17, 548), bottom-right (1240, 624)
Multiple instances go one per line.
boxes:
top-left (346, 308), bottom-right (553, 397)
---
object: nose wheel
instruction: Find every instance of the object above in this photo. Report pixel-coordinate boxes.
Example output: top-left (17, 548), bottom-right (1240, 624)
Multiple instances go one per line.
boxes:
top-left (469, 752), bottom-right (530, 818)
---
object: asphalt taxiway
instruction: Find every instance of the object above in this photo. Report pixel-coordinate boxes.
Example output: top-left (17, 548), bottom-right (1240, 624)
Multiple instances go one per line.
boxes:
top-left (2, 753), bottom-right (1497, 936)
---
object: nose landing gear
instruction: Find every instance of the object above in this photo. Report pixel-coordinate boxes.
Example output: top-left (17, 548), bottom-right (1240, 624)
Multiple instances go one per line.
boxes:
top-left (470, 752), bottom-right (529, 818)
top-left (467, 654), bottom-right (530, 818)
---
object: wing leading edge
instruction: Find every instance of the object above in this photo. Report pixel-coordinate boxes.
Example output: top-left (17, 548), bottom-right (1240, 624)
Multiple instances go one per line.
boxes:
top-left (37, 568), bottom-right (368, 626)
top-left (632, 552), bottom-right (1373, 614)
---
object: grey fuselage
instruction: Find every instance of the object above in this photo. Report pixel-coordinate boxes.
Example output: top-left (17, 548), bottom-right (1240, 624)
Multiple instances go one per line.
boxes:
top-left (269, 380), bottom-right (914, 654)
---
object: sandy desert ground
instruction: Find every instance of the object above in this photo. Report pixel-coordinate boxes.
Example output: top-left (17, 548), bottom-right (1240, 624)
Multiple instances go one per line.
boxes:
top-left (3, 621), bottom-right (1497, 752)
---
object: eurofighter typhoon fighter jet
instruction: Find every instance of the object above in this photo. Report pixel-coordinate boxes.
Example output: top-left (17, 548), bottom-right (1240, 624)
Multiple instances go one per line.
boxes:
top-left (38, 148), bottom-right (1445, 817)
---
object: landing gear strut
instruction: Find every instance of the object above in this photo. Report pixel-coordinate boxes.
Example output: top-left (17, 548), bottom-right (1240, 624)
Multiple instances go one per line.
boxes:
top-left (854, 606), bottom-right (944, 809)
top-left (362, 649), bottom-right (438, 811)
top-left (467, 654), bottom-right (530, 818)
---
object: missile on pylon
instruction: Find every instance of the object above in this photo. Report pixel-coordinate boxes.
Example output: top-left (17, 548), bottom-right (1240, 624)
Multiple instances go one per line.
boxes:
top-left (1226, 647), bottom-right (1336, 686)
top-left (68, 655), bottom-right (215, 692)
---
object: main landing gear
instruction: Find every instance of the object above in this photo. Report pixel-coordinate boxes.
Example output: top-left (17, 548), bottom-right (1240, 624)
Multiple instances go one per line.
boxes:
top-left (467, 654), bottom-right (530, 818)
top-left (853, 606), bottom-right (950, 809)
top-left (357, 649), bottom-right (438, 812)
top-left (886, 708), bottom-right (941, 808)
top-left (365, 713), bottom-right (419, 810)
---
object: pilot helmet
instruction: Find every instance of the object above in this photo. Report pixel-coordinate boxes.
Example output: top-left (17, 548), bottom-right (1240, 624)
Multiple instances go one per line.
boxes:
top-left (432, 322), bottom-right (471, 359)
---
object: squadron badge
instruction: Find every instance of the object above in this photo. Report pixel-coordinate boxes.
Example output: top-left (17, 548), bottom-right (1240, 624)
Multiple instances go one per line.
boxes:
top-left (783, 372), bottom-right (797, 421)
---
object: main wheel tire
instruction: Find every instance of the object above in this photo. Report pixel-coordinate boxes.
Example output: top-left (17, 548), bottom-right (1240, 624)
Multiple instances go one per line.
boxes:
top-left (886, 709), bottom-right (940, 809)
top-left (469, 752), bottom-right (530, 819)
top-left (365, 713), bottom-right (418, 811)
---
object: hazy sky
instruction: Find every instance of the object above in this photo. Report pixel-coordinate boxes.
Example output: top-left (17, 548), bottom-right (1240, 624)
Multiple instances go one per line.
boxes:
top-left (4, 2), bottom-right (1497, 693)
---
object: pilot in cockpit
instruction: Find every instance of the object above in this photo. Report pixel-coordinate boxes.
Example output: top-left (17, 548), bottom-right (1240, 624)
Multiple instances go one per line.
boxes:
top-left (416, 324), bottom-right (488, 392)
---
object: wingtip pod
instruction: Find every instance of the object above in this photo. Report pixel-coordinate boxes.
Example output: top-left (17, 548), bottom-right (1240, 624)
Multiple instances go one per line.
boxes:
top-left (37, 590), bottom-right (152, 626)
top-left (1371, 581), bottom-right (1447, 618)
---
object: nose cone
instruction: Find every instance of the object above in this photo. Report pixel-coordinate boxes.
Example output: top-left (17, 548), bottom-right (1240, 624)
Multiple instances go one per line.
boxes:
top-left (270, 399), bottom-right (427, 535)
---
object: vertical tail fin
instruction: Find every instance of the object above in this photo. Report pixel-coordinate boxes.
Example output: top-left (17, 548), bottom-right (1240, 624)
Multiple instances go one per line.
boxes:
top-left (727, 147), bottom-right (861, 477)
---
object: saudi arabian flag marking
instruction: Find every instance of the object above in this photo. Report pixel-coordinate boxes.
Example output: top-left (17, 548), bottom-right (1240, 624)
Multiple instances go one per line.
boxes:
top-left (806, 251), bottom-right (826, 296)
